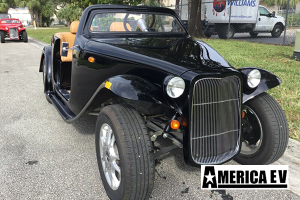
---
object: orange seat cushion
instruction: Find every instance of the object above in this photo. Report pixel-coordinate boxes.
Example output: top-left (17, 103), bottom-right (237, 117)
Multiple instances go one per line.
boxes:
top-left (54, 21), bottom-right (79, 62)
top-left (110, 22), bottom-right (131, 32)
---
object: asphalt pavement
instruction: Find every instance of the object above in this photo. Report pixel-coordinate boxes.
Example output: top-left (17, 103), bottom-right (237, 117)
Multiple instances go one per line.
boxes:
top-left (0, 38), bottom-right (300, 200)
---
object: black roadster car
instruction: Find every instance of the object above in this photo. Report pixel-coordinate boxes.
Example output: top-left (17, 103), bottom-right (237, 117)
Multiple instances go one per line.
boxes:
top-left (39, 5), bottom-right (288, 200)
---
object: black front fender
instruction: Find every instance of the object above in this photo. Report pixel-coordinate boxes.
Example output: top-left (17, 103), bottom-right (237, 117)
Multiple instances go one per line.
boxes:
top-left (239, 67), bottom-right (281, 103)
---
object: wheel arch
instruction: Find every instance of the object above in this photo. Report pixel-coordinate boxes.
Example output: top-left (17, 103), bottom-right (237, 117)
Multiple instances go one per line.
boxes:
top-left (274, 22), bottom-right (284, 31)
top-left (238, 67), bottom-right (281, 103)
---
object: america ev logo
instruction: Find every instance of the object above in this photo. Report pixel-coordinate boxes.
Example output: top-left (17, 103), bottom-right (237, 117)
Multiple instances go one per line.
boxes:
top-left (201, 165), bottom-right (288, 189)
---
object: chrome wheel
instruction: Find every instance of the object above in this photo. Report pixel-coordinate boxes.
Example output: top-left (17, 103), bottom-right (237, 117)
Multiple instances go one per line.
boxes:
top-left (240, 106), bottom-right (263, 156)
top-left (99, 123), bottom-right (121, 190)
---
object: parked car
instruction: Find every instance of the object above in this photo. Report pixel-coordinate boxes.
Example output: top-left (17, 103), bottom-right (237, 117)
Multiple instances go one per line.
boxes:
top-left (39, 5), bottom-right (289, 200)
top-left (0, 18), bottom-right (28, 43)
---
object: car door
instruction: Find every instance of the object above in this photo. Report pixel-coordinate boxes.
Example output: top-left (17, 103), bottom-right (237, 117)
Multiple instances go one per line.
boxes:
top-left (253, 7), bottom-right (273, 32)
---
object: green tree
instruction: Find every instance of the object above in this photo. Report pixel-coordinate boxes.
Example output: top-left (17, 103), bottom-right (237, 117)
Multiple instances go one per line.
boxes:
top-left (72, 0), bottom-right (143, 9)
top-left (56, 4), bottom-right (82, 25)
top-left (16, 0), bottom-right (57, 26)
top-left (0, 0), bottom-right (16, 13)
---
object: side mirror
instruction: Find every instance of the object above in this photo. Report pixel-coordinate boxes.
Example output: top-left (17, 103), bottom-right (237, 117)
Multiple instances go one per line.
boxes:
top-left (61, 42), bottom-right (69, 57)
top-left (272, 11), bottom-right (275, 17)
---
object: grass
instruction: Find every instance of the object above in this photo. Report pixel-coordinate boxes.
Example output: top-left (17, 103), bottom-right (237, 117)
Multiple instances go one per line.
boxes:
top-left (26, 28), bottom-right (300, 141)
top-left (26, 27), bottom-right (69, 44)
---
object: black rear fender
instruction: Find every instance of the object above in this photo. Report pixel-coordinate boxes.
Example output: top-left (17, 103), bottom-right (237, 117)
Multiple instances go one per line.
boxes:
top-left (40, 45), bottom-right (53, 92)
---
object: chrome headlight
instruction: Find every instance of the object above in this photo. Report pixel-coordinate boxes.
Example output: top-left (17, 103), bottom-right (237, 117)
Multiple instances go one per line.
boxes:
top-left (5, 27), bottom-right (8, 30)
top-left (247, 69), bottom-right (261, 88)
top-left (166, 77), bottom-right (185, 98)
top-left (18, 27), bottom-right (21, 30)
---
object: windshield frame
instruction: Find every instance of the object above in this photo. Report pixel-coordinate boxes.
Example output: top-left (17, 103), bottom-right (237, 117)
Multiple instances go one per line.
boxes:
top-left (84, 9), bottom-right (188, 38)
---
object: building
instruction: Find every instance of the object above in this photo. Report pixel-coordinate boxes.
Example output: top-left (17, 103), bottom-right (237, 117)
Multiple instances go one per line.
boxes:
top-left (8, 7), bottom-right (31, 26)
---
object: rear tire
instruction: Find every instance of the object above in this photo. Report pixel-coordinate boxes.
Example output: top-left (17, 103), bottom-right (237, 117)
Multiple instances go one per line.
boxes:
top-left (96, 104), bottom-right (154, 200)
top-left (217, 24), bottom-right (235, 39)
top-left (271, 24), bottom-right (283, 38)
top-left (0, 31), bottom-right (5, 43)
top-left (249, 32), bottom-right (258, 38)
top-left (234, 92), bottom-right (289, 165)
top-left (205, 33), bottom-right (212, 38)
top-left (22, 31), bottom-right (28, 43)
top-left (42, 59), bottom-right (52, 104)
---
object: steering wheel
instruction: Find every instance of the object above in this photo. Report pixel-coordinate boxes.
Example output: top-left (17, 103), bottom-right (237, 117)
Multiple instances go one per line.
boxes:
top-left (123, 13), bottom-right (156, 32)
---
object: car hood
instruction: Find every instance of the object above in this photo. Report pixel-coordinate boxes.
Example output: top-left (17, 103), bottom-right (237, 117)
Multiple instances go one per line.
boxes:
top-left (87, 36), bottom-right (237, 76)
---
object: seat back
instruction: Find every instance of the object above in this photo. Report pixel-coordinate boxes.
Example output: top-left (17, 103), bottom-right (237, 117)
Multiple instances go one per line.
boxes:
top-left (55, 21), bottom-right (79, 62)
top-left (110, 22), bottom-right (131, 32)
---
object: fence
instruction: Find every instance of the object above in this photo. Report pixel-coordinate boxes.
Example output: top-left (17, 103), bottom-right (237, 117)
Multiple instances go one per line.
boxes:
top-left (165, 0), bottom-right (298, 46)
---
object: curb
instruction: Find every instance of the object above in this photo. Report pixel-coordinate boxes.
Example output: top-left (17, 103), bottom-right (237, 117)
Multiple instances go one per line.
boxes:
top-left (28, 36), bottom-right (49, 50)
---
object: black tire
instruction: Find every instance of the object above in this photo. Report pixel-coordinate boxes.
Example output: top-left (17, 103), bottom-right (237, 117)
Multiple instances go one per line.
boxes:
top-left (217, 24), bottom-right (235, 39)
top-left (205, 33), bottom-right (212, 38)
top-left (23, 31), bottom-right (28, 43)
top-left (42, 59), bottom-right (52, 104)
top-left (95, 104), bottom-right (154, 200)
top-left (271, 24), bottom-right (283, 38)
top-left (249, 32), bottom-right (258, 38)
top-left (234, 92), bottom-right (289, 165)
top-left (0, 31), bottom-right (5, 43)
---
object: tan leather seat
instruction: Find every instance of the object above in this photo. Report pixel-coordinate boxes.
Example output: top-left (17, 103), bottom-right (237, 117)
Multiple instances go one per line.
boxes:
top-left (110, 22), bottom-right (131, 32)
top-left (55, 21), bottom-right (79, 62)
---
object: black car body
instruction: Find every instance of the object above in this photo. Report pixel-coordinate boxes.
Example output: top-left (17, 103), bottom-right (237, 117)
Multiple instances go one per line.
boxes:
top-left (40, 5), bottom-right (288, 200)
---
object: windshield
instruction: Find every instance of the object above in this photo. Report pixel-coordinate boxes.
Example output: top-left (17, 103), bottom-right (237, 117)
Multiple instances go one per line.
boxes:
top-left (1, 19), bottom-right (20, 23)
top-left (259, 7), bottom-right (270, 16)
top-left (90, 12), bottom-right (185, 34)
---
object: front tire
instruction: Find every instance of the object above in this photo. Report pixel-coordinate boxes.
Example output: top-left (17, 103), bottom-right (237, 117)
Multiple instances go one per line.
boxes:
top-left (96, 104), bottom-right (154, 200)
top-left (42, 59), bottom-right (51, 104)
top-left (234, 92), bottom-right (289, 165)
top-left (271, 24), bottom-right (283, 38)
top-left (249, 32), bottom-right (258, 38)
top-left (0, 31), bottom-right (5, 43)
top-left (22, 31), bottom-right (28, 43)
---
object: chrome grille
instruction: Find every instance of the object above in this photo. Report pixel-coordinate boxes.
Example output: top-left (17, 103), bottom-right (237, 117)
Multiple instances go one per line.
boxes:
top-left (191, 76), bottom-right (241, 164)
top-left (9, 28), bottom-right (18, 39)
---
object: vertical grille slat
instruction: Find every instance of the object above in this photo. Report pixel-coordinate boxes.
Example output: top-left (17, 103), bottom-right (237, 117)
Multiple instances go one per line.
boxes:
top-left (191, 76), bottom-right (241, 164)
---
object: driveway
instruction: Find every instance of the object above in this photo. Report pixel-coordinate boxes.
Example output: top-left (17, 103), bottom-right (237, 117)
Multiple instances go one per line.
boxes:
top-left (211, 29), bottom-right (297, 46)
top-left (0, 39), bottom-right (300, 199)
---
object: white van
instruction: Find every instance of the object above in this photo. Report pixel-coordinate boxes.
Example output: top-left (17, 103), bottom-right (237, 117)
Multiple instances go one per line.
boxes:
top-left (203, 0), bottom-right (285, 39)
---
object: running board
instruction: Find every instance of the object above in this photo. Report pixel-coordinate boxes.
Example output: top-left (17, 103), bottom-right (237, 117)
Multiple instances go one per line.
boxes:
top-left (47, 92), bottom-right (76, 120)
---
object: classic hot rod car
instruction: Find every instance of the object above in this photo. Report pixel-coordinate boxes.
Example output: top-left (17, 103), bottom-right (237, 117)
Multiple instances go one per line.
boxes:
top-left (0, 18), bottom-right (28, 43)
top-left (39, 5), bottom-right (288, 200)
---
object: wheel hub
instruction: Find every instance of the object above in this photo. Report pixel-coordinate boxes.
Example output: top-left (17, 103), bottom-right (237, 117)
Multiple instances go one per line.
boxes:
top-left (99, 123), bottom-right (121, 190)
top-left (240, 106), bottom-right (263, 156)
